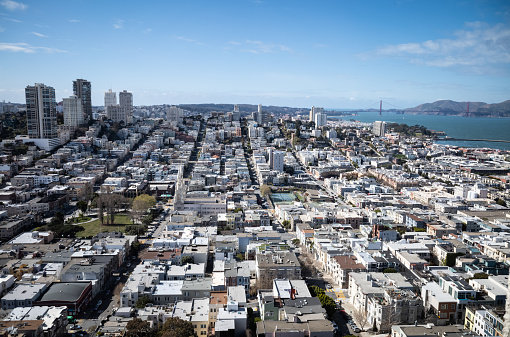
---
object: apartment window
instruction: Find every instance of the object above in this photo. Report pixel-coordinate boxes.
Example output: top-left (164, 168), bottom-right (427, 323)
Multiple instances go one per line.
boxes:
top-left (201, 332), bottom-right (206, 336)
top-left (451, 304), bottom-right (456, 309)
top-left (440, 304), bottom-right (448, 310)
top-left (201, 325), bottom-right (206, 329)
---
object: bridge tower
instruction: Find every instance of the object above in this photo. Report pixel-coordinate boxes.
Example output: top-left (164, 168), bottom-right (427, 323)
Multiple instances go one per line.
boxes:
top-left (379, 100), bottom-right (382, 116)
top-left (466, 102), bottom-right (470, 117)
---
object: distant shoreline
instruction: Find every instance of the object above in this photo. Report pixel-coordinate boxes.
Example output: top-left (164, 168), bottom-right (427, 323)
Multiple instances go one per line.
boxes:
top-left (328, 112), bottom-right (510, 119)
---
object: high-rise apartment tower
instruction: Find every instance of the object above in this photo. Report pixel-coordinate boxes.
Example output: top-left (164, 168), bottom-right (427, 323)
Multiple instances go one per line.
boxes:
top-left (26, 83), bottom-right (58, 139)
top-left (72, 79), bottom-right (91, 120)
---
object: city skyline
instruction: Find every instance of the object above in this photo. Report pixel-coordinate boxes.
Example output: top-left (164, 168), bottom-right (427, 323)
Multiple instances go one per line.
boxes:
top-left (0, 0), bottom-right (509, 108)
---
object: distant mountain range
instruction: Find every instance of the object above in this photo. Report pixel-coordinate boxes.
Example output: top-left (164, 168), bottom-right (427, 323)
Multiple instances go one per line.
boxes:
top-left (178, 103), bottom-right (307, 115)
top-left (403, 100), bottom-right (510, 118)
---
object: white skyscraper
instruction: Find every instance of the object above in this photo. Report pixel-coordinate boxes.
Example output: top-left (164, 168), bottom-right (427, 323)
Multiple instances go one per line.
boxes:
top-left (314, 112), bottom-right (327, 127)
top-left (25, 83), bottom-right (60, 151)
top-left (63, 95), bottom-right (84, 127)
top-left (310, 106), bottom-right (324, 123)
top-left (373, 121), bottom-right (387, 137)
top-left (104, 89), bottom-right (117, 121)
top-left (257, 104), bottom-right (263, 125)
top-left (104, 89), bottom-right (117, 107)
top-left (167, 106), bottom-right (184, 124)
top-left (232, 104), bottom-right (240, 121)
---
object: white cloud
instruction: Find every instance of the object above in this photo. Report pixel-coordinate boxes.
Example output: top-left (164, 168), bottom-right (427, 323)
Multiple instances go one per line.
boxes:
top-left (4, 18), bottom-right (21, 23)
top-left (1, 0), bottom-right (27, 11)
top-left (175, 35), bottom-right (205, 45)
top-left (237, 40), bottom-right (293, 54)
top-left (31, 32), bottom-right (49, 38)
top-left (113, 19), bottom-right (124, 29)
top-left (68, 19), bottom-right (80, 23)
top-left (143, 28), bottom-right (152, 34)
top-left (0, 25), bottom-right (4, 32)
top-left (0, 42), bottom-right (66, 53)
top-left (373, 22), bottom-right (510, 73)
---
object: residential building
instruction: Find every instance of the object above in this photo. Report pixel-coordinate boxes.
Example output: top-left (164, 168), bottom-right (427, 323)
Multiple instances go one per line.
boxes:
top-left (373, 121), bottom-right (387, 137)
top-left (314, 112), bottom-right (327, 127)
top-left (63, 95), bottom-right (84, 127)
top-left (25, 83), bottom-right (60, 150)
top-left (256, 252), bottom-right (301, 289)
top-left (104, 89), bottom-right (117, 107)
top-left (119, 90), bottom-right (133, 123)
top-left (72, 78), bottom-right (91, 120)
top-left (1, 283), bottom-right (47, 309)
top-left (167, 106), bottom-right (184, 124)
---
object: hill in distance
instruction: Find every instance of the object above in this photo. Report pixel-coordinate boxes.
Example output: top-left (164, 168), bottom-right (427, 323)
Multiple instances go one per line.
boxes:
top-left (177, 103), bottom-right (307, 115)
top-left (404, 99), bottom-right (510, 117)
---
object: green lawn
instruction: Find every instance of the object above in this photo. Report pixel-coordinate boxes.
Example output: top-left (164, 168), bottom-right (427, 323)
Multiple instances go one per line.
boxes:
top-left (75, 214), bottom-right (133, 237)
top-left (70, 216), bottom-right (92, 224)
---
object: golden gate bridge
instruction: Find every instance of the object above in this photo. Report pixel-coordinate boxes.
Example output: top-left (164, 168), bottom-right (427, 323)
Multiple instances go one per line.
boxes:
top-left (341, 100), bottom-right (472, 117)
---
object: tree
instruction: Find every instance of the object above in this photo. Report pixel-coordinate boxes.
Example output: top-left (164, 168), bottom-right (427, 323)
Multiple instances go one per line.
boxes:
top-left (181, 255), bottom-right (194, 265)
top-left (98, 196), bottom-right (104, 225)
top-left (236, 253), bottom-right (245, 261)
top-left (131, 194), bottom-right (157, 224)
top-left (282, 220), bottom-right (290, 230)
top-left (135, 295), bottom-right (153, 309)
top-left (495, 198), bottom-right (507, 206)
top-left (442, 252), bottom-right (464, 267)
top-left (77, 201), bottom-right (88, 215)
top-left (126, 318), bottom-right (155, 337)
top-left (260, 185), bottom-right (272, 198)
top-left (159, 317), bottom-right (196, 337)
top-left (383, 268), bottom-right (397, 273)
top-left (97, 193), bottom-right (129, 225)
top-left (292, 238), bottom-right (300, 246)
top-left (353, 307), bottom-right (369, 330)
top-left (379, 307), bottom-right (401, 333)
top-left (472, 273), bottom-right (489, 279)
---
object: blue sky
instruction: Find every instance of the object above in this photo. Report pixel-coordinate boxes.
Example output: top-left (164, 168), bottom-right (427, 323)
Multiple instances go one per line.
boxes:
top-left (0, 0), bottom-right (509, 108)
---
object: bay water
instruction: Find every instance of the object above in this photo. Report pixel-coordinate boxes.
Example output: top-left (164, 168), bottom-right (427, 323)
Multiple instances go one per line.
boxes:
top-left (331, 112), bottom-right (510, 151)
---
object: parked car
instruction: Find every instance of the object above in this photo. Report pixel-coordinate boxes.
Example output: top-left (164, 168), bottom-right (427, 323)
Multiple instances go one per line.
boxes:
top-left (354, 327), bottom-right (361, 333)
